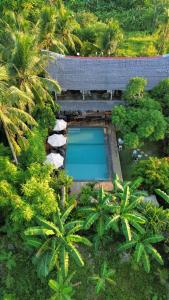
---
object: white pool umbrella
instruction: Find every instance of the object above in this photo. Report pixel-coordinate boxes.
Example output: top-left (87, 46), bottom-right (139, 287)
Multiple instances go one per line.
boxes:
top-left (48, 134), bottom-right (67, 147)
top-left (45, 153), bottom-right (64, 169)
top-left (53, 119), bottom-right (67, 131)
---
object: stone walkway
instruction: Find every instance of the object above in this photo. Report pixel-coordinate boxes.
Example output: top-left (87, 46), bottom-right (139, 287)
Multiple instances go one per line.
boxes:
top-left (58, 100), bottom-right (124, 112)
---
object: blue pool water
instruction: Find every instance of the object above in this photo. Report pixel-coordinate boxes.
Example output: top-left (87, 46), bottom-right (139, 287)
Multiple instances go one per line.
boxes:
top-left (65, 127), bottom-right (109, 180)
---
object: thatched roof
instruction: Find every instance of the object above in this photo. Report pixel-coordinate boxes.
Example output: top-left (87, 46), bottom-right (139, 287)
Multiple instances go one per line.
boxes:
top-left (46, 52), bottom-right (169, 91)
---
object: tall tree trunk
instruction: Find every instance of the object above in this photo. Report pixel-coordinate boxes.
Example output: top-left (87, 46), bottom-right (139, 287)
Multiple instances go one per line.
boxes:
top-left (3, 125), bottom-right (18, 164)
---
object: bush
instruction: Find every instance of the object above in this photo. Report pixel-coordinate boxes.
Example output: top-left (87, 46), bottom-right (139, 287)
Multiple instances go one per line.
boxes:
top-left (132, 157), bottom-right (169, 194)
top-left (19, 128), bottom-right (47, 168)
top-left (124, 77), bottom-right (147, 104)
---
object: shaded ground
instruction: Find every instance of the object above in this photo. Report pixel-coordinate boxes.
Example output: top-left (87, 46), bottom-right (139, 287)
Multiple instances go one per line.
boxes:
top-left (119, 141), bottom-right (163, 180)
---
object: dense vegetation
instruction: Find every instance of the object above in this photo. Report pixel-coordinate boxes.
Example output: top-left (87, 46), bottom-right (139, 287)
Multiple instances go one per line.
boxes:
top-left (0, 0), bottom-right (169, 299)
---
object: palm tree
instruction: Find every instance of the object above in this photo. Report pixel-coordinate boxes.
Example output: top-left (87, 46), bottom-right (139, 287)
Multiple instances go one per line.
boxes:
top-left (38, 6), bottom-right (66, 53)
top-left (49, 272), bottom-right (75, 300)
top-left (98, 20), bottom-right (123, 56)
top-left (0, 10), bottom-right (34, 62)
top-left (24, 204), bottom-right (91, 278)
top-left (55, 3), bottom-right (82, 52)
top-left (118, 232), bottom-right (164, 273)
top-left (89, 261), bottom-right (116, 295)
top-left (0, 66), bottom-right (37, 163)
top-left (9, 32), bottom-right (60, 108)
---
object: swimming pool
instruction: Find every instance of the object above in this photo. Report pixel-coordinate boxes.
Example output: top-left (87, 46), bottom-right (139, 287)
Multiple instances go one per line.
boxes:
top-left (65, 127), bottom-right (109, 181)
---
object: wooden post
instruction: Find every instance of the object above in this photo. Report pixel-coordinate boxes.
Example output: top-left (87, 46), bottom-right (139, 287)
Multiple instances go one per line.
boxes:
top-left (82, 90), bottom-right (85, 100)
top-left (110, 90), bottom-right (113, 100)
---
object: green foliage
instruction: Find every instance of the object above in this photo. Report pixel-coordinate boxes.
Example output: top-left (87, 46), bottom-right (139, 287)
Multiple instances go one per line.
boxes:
top-left (98, 19), bottom-right (123, 55)
top-left (118, 232), bottom-right (164, 273)
top-left (124, 77), bottom-right (147, 104)
top-left (89, 261), bottom-right (116, 294)
top-left (19, 127), bottom-right (47, 167)
top-left (49, 272), bottom-right (75, 300)
top-left (112, 104), bottom-right (167, 148)
top-left (33, 103), bottom-right (59, 131)
top-left (24, 204), bottom-right (91, 277)
top-left (151, 78), bottom-right (169, 114)
top-left (0, 156), bottom-right (58, 229)
top-left (133, 157), bottom-right (169, 194)
top-left (139, 202), bottom-right (169, 234)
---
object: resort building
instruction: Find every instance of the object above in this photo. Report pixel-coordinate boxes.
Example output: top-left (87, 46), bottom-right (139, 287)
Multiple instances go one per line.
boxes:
top-left (47, 52), bottom-right (169, 100)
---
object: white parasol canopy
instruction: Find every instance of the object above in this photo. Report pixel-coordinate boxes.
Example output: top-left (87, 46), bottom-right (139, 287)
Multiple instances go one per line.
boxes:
top-left (53, 119), bottom-right (67, 131)
top-left (48, 134), bottom-right (67, 147)
top-left (45, 153), bottom-right (64, 169)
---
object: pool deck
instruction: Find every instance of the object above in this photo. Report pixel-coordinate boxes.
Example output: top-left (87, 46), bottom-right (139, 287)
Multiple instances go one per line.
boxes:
top-left (69, 121), bottom-right (123, 194)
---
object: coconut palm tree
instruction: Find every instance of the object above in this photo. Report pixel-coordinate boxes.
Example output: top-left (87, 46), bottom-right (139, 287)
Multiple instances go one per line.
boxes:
top-left (118, 232), bottom-right (164, 273)
top-left (0, 10), bottom-right (34, 62)
top-left (98, 20), bottom-right (123, 56)
top-left (55, 3), bottom-right (82, 52)
top-left (24, 204), bottom-right (91, 278)
top-left (38, 6), bottom-right (66, 53)
top-left (0, 65), bottom-right (37, 163)
top-left (8, 32), bottom-right (60, 108)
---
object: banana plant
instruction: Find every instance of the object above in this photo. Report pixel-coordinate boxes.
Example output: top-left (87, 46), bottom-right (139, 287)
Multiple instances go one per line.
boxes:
top-left (104, 175), bottom-right (146, 241)
top-left (78, 188), bottom-right (114, 248)
top-left (118, 233), bottom-right (164, 273)
top-left (106, 182), bottom-right (146, 241)
top-left (24, 204), bottom-right (92, 278)
top-left (89, 261), bottom-right (116, 295)
top-left (49, 272), bottom-right (75, 300)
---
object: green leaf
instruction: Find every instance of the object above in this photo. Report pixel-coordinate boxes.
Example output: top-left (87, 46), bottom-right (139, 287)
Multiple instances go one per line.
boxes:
top-left (85, 212), bottom-right (99, 229)
top-left (142, 249), bottom-right (150, 273)
top-left (68, 244), bottom-right (84, 267)
top-left (37, 217), bottom-right (61, 236)
top-left (61, 204), bottom-right (75, 224)
top-left (155, 189), bottom-right (169, 204)
top-left (124, 213), bottom-right (146, 224)
top-left (117, 240), bottom-right (137, 252)
top-left (61, 246), bottom-right (69, 278)
top-left (146, 245), bottom-right (164, 265)
top-left (35, 252), bottom-right (51, 277)
top-left (24, 227), bottom-right (54, 236)
top-left (134, 243), bottom-right (144, 263)
top-left (130, 222), bottom-right (145, 234)
top-left (68, 235), bottom-right (92, 246)
top-left (48, 279), bottom-right (58, 292)
top-left (121, 185), bottom-right (130, 210)
top-left (106, 215), bottom-right (120, 230)
top-left (25, 238), bottom-right (42, 248)
top-left (144, 235), bottom-right (164, 244)
top-left (122, 218), bottom-right (132, 241)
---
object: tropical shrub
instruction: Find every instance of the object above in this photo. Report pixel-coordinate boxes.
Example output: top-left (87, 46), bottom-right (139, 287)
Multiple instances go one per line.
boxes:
top-left (24, 204), bottom-right (91, 277)
top-left (112, 105), bottom-right (167, 148)
top-left (133, 157), bottom-right (169, 194)
top-left (124, 77), bottom-right (147, 104)
top-left (118, 232), bottom-right (164, 273)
